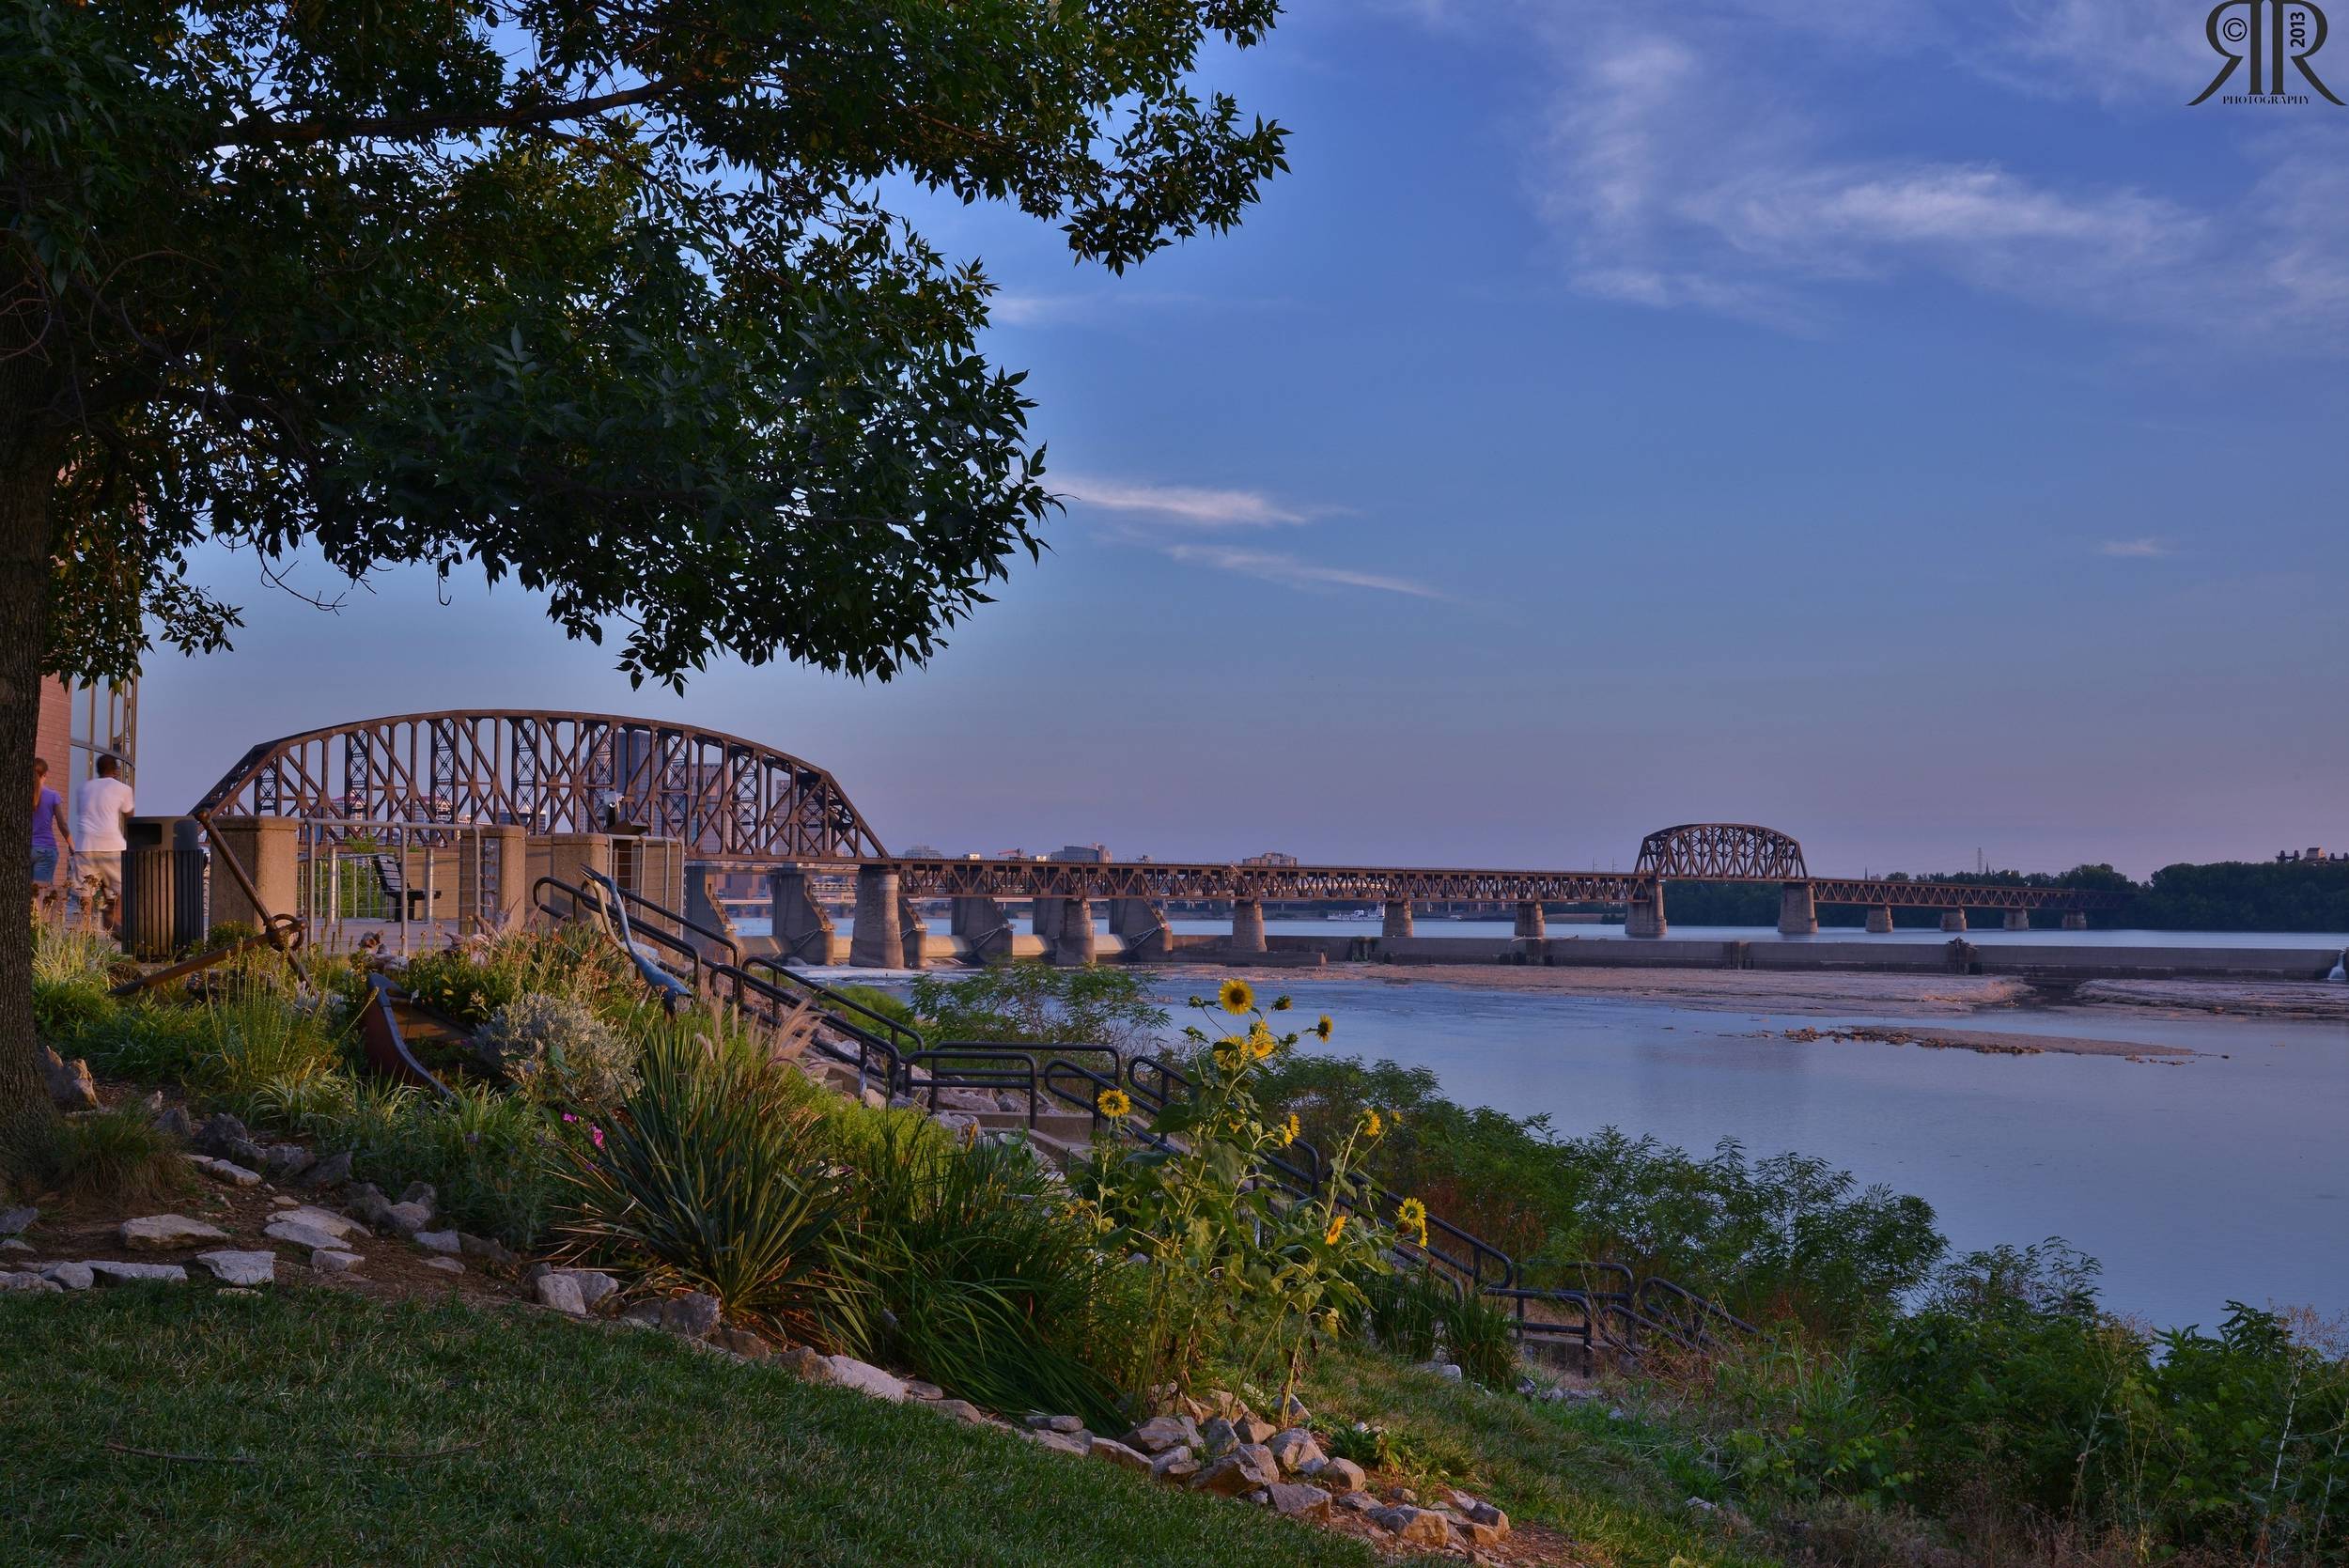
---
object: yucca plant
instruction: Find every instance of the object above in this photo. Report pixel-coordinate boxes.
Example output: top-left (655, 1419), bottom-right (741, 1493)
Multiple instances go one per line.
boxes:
top-left (1440, 1282), bottom-right (1519, 1389)
top-left (560, 1031), bottom-right (853, 1342)
top-left (1367, 1266), bottom-right (1451, 1362)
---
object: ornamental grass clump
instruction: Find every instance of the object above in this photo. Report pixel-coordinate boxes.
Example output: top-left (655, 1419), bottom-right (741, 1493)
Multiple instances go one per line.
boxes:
top-left (560, 1030), bottom-right (852, 1342)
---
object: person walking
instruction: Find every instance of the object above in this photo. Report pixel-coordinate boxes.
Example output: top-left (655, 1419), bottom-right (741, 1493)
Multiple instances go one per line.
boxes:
top-left (70, 753), bottom-right (133, 939)
top-left (31, 756), bottom-right (71, 921)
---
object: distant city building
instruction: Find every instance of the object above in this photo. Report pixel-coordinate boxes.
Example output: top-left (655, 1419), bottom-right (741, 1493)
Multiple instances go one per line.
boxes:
top-left (901, 844), bottom-right (945, 860)
top-left (2277, 846), bottom-right (2341, 863)
top-left (1050, 844), bottom-right (1110, 862)
top-left (1242, 850), bottom-right (1299, 867)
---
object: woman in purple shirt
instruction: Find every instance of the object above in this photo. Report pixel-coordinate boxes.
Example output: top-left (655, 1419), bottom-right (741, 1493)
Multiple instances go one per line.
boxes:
top-left (31, 755), bottom-right (71, 920)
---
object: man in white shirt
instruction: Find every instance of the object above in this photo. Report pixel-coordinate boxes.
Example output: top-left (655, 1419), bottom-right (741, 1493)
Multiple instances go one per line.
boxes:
top-left (71, 753), bottom-right (134, 938)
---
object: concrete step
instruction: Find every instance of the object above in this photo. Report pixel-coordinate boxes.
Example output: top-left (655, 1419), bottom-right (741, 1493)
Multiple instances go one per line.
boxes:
top-left (972, 1110), bottom-right (1097, 1144)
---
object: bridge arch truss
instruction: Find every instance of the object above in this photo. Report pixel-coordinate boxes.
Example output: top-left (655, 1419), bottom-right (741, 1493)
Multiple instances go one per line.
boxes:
top-left (193, 710), bottom-right (888, 862)
top-left (1634, 823), bottom-right (1810, 881)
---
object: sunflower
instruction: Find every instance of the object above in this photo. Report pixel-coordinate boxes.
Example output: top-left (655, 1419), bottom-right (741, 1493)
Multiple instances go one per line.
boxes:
top-left (1271, 995), bottom-right (1293, 1012)
top-left (1313, 1015), bottom-right (1334, 1042)
top-left (1397, 1197), bottom-right (1430, 1247)
top-left (1278, 1112), bottom-right (1300, 1148)
top-left (1212, 1036), bottom-right (1245, 1070)
top-left (1218, 977), bottom-right (1255, 1015)
top-left (1361, 1109), bottom-right (1384, 1140)
top-left (1097, 1088), bottom-right (1133, 1120)
top-left (1248, 1021), bottom-right (1278, 1060)
top-left (1324, 1215), bottom-right (1347, 1246)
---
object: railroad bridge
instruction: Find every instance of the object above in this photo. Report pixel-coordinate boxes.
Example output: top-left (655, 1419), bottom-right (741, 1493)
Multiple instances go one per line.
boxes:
top-left (195, 710), bottom-right (2128, 965)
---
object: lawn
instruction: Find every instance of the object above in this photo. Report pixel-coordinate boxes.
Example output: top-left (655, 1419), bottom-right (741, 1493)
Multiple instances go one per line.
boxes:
top-left (0, 1288), bottom-right (1384, 1568)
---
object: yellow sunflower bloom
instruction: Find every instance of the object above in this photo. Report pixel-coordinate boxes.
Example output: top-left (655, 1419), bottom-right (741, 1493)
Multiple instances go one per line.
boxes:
top-left (1097, 1088), bottom-right (1133, 1120)
top-left (1324, 1215), bottom-right (1347, 1246)
top-left (1397, 1197), bottom-right (1430, 1246)
top-left (1271, 995), bottom-right (1293, 1011)
top-left (1248, 1021), bottom-right (1278, 1060)
top-left (1281, 1112), bottom-right (1301, 1147)
top-left (1314, 1015), bottom-right (1334, 1042)
top-left (1219, 978), bottom-right (1255, 1015)
top-left (1212, 1036), bottom-right (1245, 1070)
top-left (1361, 1109), bottom-right (1384, 1139)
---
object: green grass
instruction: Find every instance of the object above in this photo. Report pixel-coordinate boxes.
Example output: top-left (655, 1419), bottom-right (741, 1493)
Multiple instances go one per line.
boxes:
top-left (1303, 1342), bottom-right (1789, 1568)
top-left (0, 1288), bottom-right (1385, 1568)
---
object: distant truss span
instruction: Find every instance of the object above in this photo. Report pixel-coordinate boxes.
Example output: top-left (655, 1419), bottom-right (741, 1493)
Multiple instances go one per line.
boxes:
top-left (1634, 823), bottom-right (1811, 881)
top-left (193, 709), bottom-right (888, 862)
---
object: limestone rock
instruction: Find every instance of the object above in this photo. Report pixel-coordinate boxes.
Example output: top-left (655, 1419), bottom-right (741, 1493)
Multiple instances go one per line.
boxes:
top-left (779, 1345), bottom-right (833, 1383)
top-left (0, 1205), bottom-right (38, 1235)
top-left (1267, 1427), bottom-right (1325, 1474)
top-left (1196, 1415), bottom-right (1239, 1458)
top-left (459, 1234), bottom-right (516, 1267)
top-left (536, 1272), bottom-right (587, 1316)
top-left (154, 1105), bottom-right (193, 1141)
top-left (1465, 1499), bottom-right (1507, 1530)
top-left (39, 1261), bottom-right (94, 1290)
top-left (1315, 1456), bottom-right (1367, 1493)
top-left (277, 1205), bottom-right (365, 1239)
top-left (1024, 1428), bottom-right (1090, 1456)
top-left (1266, 1483), bottom-right (1332, 1521)
top-left (194, 1111), bottom-right (251, 1155)
top-left (399, 1181), bottom-right (437, 1207)
top-left (1189, 1444), bottom-right (1279, 1497)
top-left (263, 1218), bottom-right (349, 1251)
top-left (1148, 1446), bottom-right (1201, 1484)
top-left (188, 1155), bottom-right (261, 1188)
top-left (1368, 1505), bottom-right (1454, 1546)
top-left (933, 1400), bottom-right (992, 1427)
top-left (904, 1379), bottom-right (944, 1401)
top-left (1280, 1392), bottom-right (1311, 1425)
top-left (1423, 1361), bottom-right (1463, 1381)
top-left (1463, 1518), bottom-right (1507, 1547)
top-left (1336, 1490), bottom-right (1379, 1513)
top-left (0, 1238), bottom-right (30, 1253)
top-left (120, 1215), bottom-right (230, 1250)
top-left (298, 1150), bottom-right (352, 1188)
top-left (1089, 1437), bottom-right (1152, 1473)
top-left (559, 1270), bottom-right (618, 1310)
top-left (311, 1250), bottom-right (363, 1274)
top-left (423, 1257), bottom-right (465, 1274)
top-left (40, 1046), bottom-right (99, 1111)
top-left (0, 1271), bottom-right (60, 1293)
top-left (1126, 1415), bottom-right (1200, 1454)
top-left (260, 1143), bottom-right (314, 1177)
top-left (1025, 1413), bottom-right (1086, 1435)
top-left (88, 1260), bottom-right (188, 1286)
top-left (1234, 1416), bottom-right (1278, 1447)
top-left (827, 1357), bottom-right (909, 1402)
top-left (412, 1229), bottom-right (462, 1254)
top-left (194, 1250), bottom-right (275, 1287)
top-left (381, 1202), bottom-right (434, 1236)
top-left (708, 1326), bottom-right (770, 1360)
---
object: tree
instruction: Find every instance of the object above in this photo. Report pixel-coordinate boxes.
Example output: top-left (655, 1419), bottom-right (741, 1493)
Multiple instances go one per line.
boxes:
top-left (0, 0), bottom-right (1286, 1159)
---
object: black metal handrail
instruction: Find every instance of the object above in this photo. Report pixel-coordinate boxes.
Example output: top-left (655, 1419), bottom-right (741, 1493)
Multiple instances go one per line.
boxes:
top-left (741, 955), bottom-right (923, 1058)
top-left (710, 959), bottom-right (905, 1094)
top-left (903, 1047), bottom-right (1040, 1128)
top-left (584, 877), bottom-right (743, 970)
top-left (1634, 1275), bottom-right (1759, 1345)
top-left (535, 873), bottom-right (701, 1008)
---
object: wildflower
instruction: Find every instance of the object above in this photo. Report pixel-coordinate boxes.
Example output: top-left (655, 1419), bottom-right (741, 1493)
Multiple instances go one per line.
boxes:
top-left (1271, 995), bottom-right (1293, 1011)
top-left (1097, 1087), bottom-right (1133, 1121)
top-left (1248, 1021), bottom-right (1278, 1061)
top-left (1314, 1015), bottom-right (1334, 1042)
top-left (1324, 1215), bottom-right (1347, 1246)
top-left (1219, 978), bottom-right (1255, 1015)
top-left (1279, 1112), bottom-right (1300, 1148)
top-left (1361, 1109), bottom-right (1384, 1139)
top-left (1398, 1197), bottom-right (1429, 1246)
top-left (1212, 1036), bottom-right (1245, 1070)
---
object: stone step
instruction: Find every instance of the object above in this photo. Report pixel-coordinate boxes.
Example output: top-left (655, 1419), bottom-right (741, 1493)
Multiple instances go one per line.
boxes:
top-left (972, 1110), bottom-right (1097, 1143)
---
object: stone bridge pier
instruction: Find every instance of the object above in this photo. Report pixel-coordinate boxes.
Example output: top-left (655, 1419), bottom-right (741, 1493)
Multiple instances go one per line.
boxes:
top-left (1382, 899), bottom-right (1413, 939)
top-left (1230, 896), bottom-right (1268, 953)
top-left (1777, 882), bottom-right (1818, 937)
top-left (950, 894), bottom-right (1015, 963)
top-left (1514, 900), bottom-right (1547, 939)
top-left (1866, 906), bottom-right (1896, 934)
top-left (1625, 886), bottom-right (1666, 939)
top-left (1050, 896), bottom-right (1097, 967)
top-left (2004, 910), bottom-right (2032, 930)
top-left (1939, 909), bottom-right (1968, 932)
top-left (1109, 897), bottom-right (1172, 959)
top-left (850, 863), bottom-right (904, 967)
top-left (2062, 912), bottom-right (2089, 930)
top-left (769, 865), bottom-right (836, 962)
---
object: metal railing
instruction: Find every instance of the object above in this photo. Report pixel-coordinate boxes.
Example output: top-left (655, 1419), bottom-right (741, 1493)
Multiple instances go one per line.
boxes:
top-left (296, 817), bottom-right (509, 955)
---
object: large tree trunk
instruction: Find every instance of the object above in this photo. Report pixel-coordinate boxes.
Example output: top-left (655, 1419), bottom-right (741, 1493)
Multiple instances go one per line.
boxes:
top-left (0, 353), bottom-right (60, 1173)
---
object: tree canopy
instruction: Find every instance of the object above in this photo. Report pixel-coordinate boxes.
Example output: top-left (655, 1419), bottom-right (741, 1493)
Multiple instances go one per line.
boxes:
top-left (5, 0), bottom-right (1288, 686)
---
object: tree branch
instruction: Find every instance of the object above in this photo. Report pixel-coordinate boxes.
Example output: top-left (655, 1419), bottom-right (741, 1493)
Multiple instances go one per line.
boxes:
top-left (210, 80), bottom-right (677, 150)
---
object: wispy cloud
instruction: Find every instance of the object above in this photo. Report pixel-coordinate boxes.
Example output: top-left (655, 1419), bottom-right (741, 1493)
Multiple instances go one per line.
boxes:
top-left (1163, 543), bottom-right (1446, 598)
top-left (2099, 537), bottom-right (2175, 558)
top-left (1054, 474), bottom-right (1330, 528)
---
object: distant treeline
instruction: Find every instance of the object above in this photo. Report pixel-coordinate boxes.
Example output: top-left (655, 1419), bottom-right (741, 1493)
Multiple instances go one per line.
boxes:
top-left (1647, 861), bottom-right (2349, 934)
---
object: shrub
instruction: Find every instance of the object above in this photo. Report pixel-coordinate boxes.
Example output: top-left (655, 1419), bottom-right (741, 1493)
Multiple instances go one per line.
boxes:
top-left (32, 978), bottom-right (114, 1048)
top-left (560, 1032), bottom-right (852, 1339)
top-left (70, 999), bottom-right (212, 1082)
top-left (1366, 1268), bottom-right (1447, 1362)
top-left (475, 992), bottom-right (637, 1113)
top-left (398, 946), bottom-right (521, 1028)
top-left (908, 964), bottom-right (1168, 1054)
top-left (194, 986), bottom-right (343, 1108)
top-left (1439, 1282), bottom-right (1517, 1389)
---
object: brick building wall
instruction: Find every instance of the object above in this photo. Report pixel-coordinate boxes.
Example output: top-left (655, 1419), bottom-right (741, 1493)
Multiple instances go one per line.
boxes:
top-left (36, 675), bottom-right (71, 814)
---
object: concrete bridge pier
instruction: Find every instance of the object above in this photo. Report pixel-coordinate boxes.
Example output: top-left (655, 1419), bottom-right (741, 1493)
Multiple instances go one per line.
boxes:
top-left (849, 864), bottom-right (905, 968)
top-left (1382, 899), bottom-right (1414, 939)
top-left (2003, 910), bottom-right (2032, 931)
top-left (1865, 906), bottom-right (1895, 934)
top-left (1051, 897), bottom-right (1097, 966)
top-left (1940, 909), bottom-right (1968, 933)
top-left (1625, 886), bottom-right (1667, 939)
top-left (1109, 897), bottom-right (1172, 959)
top-left (899, 893), bottom-right (929, 963)
top-left (2062, 911), bottom-right (2089, 930)
top-left (1777, 882), bottom-right (1819, 937)
top-left (1514, 900), bottom-right (1547, 939)
top-left (949, 894), bottom-right (1014, 963)
top-left (1230, 896), bottom-right (1268, 953)
top-left (768, 865), bottom-right (837, 962)
top-left (684, 863), bottom-right (741, 961)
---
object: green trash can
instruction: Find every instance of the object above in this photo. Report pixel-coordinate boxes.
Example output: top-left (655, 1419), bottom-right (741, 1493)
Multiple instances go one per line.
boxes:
top-left (120, 816), bottom-right (207, 960)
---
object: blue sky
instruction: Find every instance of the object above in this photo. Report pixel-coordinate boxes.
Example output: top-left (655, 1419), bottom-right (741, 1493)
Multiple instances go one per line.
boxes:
top-left (142, 0), bottom-right (2348, 878)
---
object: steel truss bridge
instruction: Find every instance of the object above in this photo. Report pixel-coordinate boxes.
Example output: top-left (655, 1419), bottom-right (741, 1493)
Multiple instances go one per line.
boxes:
top-left (195, 713), bottom-right (2126, 917)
